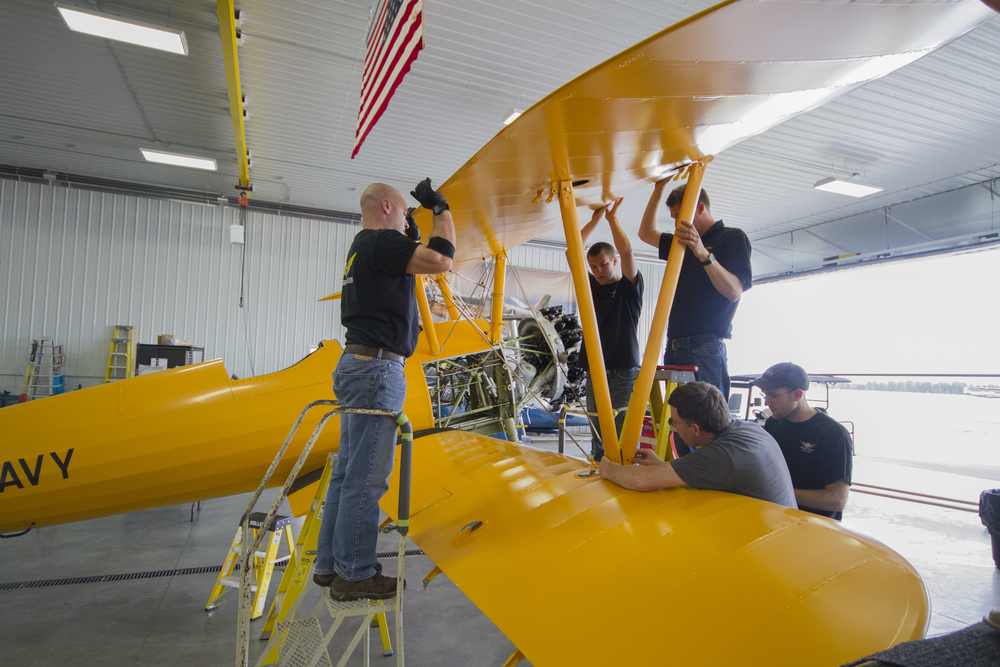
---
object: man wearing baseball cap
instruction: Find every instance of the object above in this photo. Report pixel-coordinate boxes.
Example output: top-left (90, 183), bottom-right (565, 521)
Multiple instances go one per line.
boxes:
top-left (751, 363), bottom-right (854, 520)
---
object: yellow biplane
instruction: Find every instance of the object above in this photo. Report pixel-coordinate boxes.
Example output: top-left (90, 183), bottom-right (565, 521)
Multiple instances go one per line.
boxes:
top-left (2, 0), bottom-right (996, 664)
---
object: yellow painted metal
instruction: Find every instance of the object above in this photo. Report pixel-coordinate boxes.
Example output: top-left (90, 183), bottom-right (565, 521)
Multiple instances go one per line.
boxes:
top-left (618, 162), bottom-right (708, 464)
top-left (434, 274), bottom-right (460, 320)
top-left (0, 318), bottom-right (493, 534)
top-left (489, 253), bottom-right (507, 345)
top-left (216, 0), bottom-right (250, 190)
top-left (317, 291), bottom-right (341, 302)
top-left (649, 373), bottom-right (688, 462)
top-left (422, 565), bottom-right (442, 589)
top-left (415, 275), bottom-right (440, 355)
top-left (381, 430), bottom-right (929, 666)
top-left (502, 649), bottom-right (526, 667)
top-left (558, 181), bottom-right (618, 461)
top-left (415, 0), bottom-right (991, 270)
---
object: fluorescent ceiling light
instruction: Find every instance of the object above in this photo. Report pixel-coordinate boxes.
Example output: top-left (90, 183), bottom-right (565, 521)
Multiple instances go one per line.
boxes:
top-left (813, 177), bottom-right (883, 198)
top-left (56, 4), bottom-right (188, 55)
top-left (141, 149), bottom-right (216, 171)
top-left (502, 107), bottom-right (523, 125)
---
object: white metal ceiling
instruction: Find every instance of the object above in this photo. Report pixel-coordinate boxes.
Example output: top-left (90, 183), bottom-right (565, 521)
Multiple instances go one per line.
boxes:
top-left (1, 0), bottom-right (998, 280)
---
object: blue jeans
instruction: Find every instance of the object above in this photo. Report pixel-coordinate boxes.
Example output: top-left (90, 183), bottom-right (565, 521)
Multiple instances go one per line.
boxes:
top-left (664, 337), bottom-right (729, 457)
top-left (314, 353), bottom-right (406, 582)
top-left (663, 337), bottom-right (730, 398)
top-left (585, 367), bottom-right (638, 461)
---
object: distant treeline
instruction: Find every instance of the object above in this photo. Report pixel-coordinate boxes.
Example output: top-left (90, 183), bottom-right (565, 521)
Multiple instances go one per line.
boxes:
top-left (840, 381), bottom-right (967, 394)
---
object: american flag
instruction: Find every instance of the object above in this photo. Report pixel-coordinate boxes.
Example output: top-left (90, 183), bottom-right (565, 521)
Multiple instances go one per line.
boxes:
top-left (352, 0), bottom-right (425, 158)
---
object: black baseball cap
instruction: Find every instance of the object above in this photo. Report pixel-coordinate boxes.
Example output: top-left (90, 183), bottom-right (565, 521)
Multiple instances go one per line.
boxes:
top-left (751, 362), bottom-right (809, 391)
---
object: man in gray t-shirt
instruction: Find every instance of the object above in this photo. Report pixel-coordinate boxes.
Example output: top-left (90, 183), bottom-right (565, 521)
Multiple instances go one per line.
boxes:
top-left (599, 382), bottom-right (796, 508)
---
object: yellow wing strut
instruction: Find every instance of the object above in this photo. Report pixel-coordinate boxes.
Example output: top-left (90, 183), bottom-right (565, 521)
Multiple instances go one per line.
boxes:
top-left (619, 160), bottom-right (710, 463)
top-left (490, 253), bottom-right (507, 344)
top-left (558, 181), bottom-right (619, 460)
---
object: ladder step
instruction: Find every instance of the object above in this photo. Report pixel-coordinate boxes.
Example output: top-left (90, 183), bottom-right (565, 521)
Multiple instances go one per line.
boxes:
top-left (232, 546), bottom-right (268, 558)
top-left (219, 575), bottom-right (258, 591)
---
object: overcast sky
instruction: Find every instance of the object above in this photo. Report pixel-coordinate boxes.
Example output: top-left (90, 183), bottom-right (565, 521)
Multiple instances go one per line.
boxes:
top-left (727, 246), bottom-right (1000, 377)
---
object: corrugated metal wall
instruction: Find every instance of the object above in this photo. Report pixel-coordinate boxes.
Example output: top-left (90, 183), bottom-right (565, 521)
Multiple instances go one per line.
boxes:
top-left (1, 180), bottom-right (671, 395)
top-left (0, 180), bottom-right (354, 393)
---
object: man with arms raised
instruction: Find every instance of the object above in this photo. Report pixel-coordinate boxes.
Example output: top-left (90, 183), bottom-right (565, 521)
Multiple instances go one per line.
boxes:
top-left (599, 382), bottom-right (796, 508)
top-left (573, 200), bottom-right (643, 461)
top-left (637, 182), bottom-right (752, 400)
top-left (314, 179), bottom-right (455, 600)
top-left (752, 362), bottom-right (853, 520)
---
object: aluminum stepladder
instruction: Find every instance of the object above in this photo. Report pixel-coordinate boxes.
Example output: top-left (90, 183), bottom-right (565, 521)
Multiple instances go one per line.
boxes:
top-left (646, 365), bottom-right (697, 460)
top-left (235, 399), bottom-right (412, 667)
top-left (24, 339), bottom-right (65, 399)
top-left (256, 454), bottom-right (394, 665)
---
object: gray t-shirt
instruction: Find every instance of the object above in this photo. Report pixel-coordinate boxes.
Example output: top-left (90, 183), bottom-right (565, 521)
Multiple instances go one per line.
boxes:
top-left (670, 420), bottom-right (797, 507)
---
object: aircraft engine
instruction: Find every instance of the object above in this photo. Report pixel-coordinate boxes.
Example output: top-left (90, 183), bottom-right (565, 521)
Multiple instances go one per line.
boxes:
top-left (515, 305), bottom-right (586, 410)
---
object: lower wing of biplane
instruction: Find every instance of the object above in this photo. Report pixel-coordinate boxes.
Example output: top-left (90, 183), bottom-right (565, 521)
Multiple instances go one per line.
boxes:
top-left (382, 430), bottom-right (928, 666)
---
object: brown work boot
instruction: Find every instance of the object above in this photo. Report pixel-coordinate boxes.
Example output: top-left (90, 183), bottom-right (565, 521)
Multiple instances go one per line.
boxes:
top-left (329, 565), bottom-right (404, 601)
top-left (315, 562), bottom-right (380, 589)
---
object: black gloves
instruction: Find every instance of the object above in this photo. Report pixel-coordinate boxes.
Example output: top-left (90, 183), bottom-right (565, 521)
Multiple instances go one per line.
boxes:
top-left (405, 207), bottom-right (420, 241)
top-left (410, 178), bottom-right (449, 215)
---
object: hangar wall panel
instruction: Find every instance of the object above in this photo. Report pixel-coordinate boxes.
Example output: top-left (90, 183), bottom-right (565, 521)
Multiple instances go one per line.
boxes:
top-left (0, 179), bottom-right (673, 396)
top-left (0, 180), bottom-right (352, 393)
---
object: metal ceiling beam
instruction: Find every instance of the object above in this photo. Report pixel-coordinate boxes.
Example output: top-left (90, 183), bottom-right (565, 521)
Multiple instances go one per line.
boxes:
top-left (216, 0), bottom-right (250, 193)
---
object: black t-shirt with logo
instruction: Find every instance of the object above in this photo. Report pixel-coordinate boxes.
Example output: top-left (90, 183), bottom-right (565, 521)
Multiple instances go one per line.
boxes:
top-left (341, 229), bottom-right (420, 357)
top-left (658, 220), bottom-right (752, 340)
top-left (764, 410), bottom-right (854, 520)
top-left (578, 271), bottom-right (644, 370)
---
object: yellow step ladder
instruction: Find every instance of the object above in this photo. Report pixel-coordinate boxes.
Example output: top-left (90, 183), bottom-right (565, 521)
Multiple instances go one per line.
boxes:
top-left (206, 512), bottom-right (296, 620)
top-left (105, 325), bottom-right (134, 382)
top-left (647, 365), bottom-right (698, 460)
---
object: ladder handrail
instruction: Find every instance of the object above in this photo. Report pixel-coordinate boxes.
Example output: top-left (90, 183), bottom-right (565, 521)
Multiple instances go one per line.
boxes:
top-left (236, 401), bottom-right (413, 667)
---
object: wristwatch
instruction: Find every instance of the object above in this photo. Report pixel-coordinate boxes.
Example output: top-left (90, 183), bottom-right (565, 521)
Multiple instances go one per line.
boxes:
top-left (432, 202), bottom-right (449, 216)
top-left (701, 253), bottom-right (716, 267)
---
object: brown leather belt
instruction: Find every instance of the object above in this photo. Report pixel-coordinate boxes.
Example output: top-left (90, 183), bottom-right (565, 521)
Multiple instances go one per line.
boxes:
top-left (344, 344), bottom-right (406, 364)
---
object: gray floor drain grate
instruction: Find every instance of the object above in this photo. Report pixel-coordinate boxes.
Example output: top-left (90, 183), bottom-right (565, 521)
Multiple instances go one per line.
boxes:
top-left (0, 549), bottom-right (423, 591)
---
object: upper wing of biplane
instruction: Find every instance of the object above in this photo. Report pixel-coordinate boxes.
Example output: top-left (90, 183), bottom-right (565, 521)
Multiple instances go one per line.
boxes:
top-left (411, 0), bottom-right (994, 267)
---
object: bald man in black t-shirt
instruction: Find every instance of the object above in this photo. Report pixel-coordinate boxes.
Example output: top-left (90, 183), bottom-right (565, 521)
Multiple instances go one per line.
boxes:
top-left (314, 179), bottom-right (456, 601)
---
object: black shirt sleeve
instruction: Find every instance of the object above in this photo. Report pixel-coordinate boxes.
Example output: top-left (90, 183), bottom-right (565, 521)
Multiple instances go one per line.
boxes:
top-left (717, 229), bottom-right (753, 291)
top-left (658, 232), bottom-right (673, 261)
top-left (373, 230), bottom-right (420, 276)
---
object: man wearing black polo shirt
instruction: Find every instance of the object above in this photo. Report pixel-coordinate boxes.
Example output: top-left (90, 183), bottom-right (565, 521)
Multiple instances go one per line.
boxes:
top-left (573, 199), bottom-right (643, 461)
top-left (637, 181), bottom-right (752, 400)
top-left (314, 179), bottom-right (455, 601)
top-left (752, 362), bottom-right (853, 520)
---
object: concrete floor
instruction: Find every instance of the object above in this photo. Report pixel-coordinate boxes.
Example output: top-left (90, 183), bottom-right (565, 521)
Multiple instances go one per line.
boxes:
top-left (1, 433), bottom-right (998, 667)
